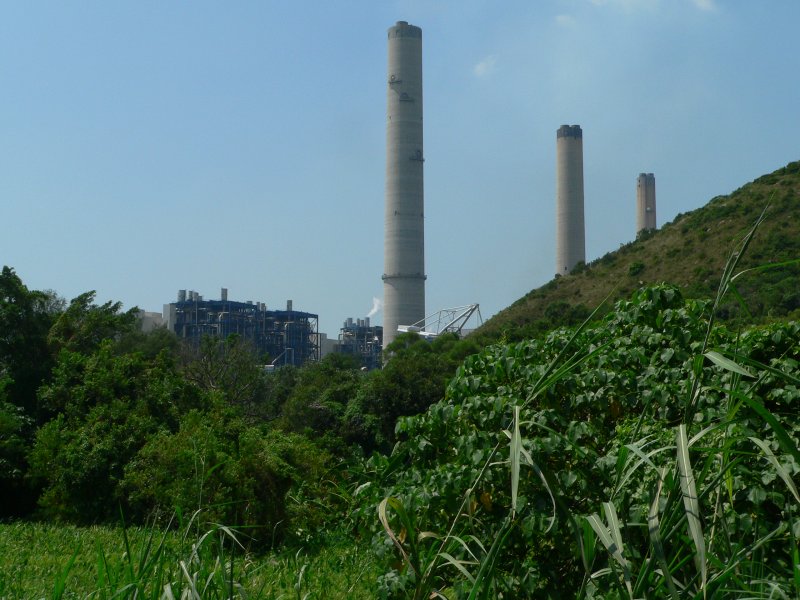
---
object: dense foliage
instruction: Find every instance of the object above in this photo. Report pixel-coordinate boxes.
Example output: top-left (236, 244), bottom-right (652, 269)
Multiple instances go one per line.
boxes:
top-left (365, 285), bottom-right (800, 598)
top-left (0, 265), bottom-right (471, 548)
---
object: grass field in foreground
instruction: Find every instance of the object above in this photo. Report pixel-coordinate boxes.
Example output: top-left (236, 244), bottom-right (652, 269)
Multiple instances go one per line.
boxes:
top-left (0, 520), bottom-right (380, 599)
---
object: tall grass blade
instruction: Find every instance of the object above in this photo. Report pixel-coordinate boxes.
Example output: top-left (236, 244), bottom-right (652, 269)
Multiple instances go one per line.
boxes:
top-left (378, 497), bottom-right (415, 574)
top-left (647, 469), bottom-right (681, 600)
top-left (95, 541), bottom-right (112, 589)
top-left (52, 547), bottom-right (79, 600)
top-left (438, 552), bottom-right (477, 584)
top-left (603, 502), bottom-right (624, 562)
top-left (703, 350), bottom-right (754, 378)
top-left (179, 559), bottom-right (200, 600)
top-left (437, 533), bottom-right (481, 563)
top-left (677, 424), bottom-right (707, 594)
top-left (729, 257), bottom-right (800, 283)
top-left (586, 507), bottom-right (633, 598)
top-left (581, 518), bottom-right (596, 572)
top-left (529, 459), bottom-right (557, 534)
top-left (468, 517), bottom-right (515, 600)
top-left (501, 423), bottom-right (557, 531)
top-left (749, 436), bottom-right (800, 503)
top-left (510, 405), bottom-right (522, 518)
top-left (613, 439), bottom-right (672, 498)
top-left (737, 392), bottom-right (800, 466)
top-left (705, 523), bottom-right (787, 592)
top-left (686, 204), bottom-right (768, 419)
top-left (735, 353), bottom-right (800, 387)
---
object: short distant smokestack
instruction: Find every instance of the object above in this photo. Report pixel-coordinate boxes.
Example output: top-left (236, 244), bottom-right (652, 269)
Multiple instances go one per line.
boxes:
top-left (555, 124), bottom-right (585, 275)
top-left (636, 173), bottom-right (657, 234)
top-left (178, 290), bottom-right (186, 302)
top-left (287, 300), bottom-right (293, 312)
top-left (221, 288), bottom-right (228, 302)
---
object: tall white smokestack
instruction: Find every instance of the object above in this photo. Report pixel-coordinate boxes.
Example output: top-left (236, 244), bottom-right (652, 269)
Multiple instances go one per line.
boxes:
top-left (555, 124), bottom-right (585, 275)
top-left (383, 21), bottom-right (425, 348)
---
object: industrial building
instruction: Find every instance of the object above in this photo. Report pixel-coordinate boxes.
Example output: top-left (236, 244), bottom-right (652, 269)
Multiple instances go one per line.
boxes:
top-left (555, 124), bottom-right (586, 275)
top-left (337, 317), bottom-right (383, 370)
top-left (163, 289), bottom-right (319, 367)
top-left (136, 310), bottom-right (164, 333)
top-left (383, 20), bottom-right (426, 348)
top-left (636, 172), bottom-right (657, 234)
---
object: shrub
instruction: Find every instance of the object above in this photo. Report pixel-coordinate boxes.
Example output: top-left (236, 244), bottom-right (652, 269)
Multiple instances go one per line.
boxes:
top-left (123, 413), bottom-right (327, 547)
top-left (367, 285), bottom-right (800, 597)
top-left (628, 261), bottom-right (645, 276)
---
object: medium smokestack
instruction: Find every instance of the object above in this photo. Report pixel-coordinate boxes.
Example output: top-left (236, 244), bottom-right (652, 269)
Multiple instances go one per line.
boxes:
top-left (383, 20), bottom-right (426, 348)
top-left (636, 173), bottom-right (657, 234)
top-left (555, 124), bottom-right (585, 275)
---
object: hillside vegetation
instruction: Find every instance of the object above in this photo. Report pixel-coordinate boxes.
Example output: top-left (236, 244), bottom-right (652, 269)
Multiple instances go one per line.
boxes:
top-left (476, 160), bottom-right (800, 342)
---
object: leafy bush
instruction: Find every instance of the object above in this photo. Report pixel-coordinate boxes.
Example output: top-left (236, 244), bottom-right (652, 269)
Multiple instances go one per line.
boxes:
top-left (123, 412), bottom-right (327, 547)
top-left (628, 261), bottom-right (645, 276)
top-left (28, 344), bottom-right (205, 521)
top-left (367, 285), bottom-right (800, 597)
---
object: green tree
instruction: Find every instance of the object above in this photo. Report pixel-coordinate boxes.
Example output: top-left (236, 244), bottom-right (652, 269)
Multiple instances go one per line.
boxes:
top-left (114, 325), bottom-right (180, 360)
top-left (123, 414), bottom-right (328, 547)
top-left (0, 383), bottom-right (35, 516)
top-left (48, 291), bottom-right (137, 356)
top-left (343, 332), bottom-right (481, 452)
top-left (0, 267), bottom-right (60, 516)
top-left (29, 343), bottom-right (204, 522)
top-left (279, 353), bottom-right (362, 448)
top-left (180, 335), bottom-right (268, 419)
top-left (0, 266), bottom-right (58, 421)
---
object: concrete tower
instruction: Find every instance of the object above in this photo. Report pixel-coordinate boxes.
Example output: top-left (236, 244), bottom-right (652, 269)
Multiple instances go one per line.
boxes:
top-left (636, 173), bottom-right (657, 234)
top-left (555, 124), bottom-right (585, 275)
top-left (383, 21), bottom-right (425, 348)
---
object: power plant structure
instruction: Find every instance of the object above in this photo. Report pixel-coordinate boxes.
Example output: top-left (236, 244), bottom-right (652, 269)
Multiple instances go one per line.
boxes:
top-left (636, 172), bottom-right (657, 234)
top-left (337, 317), bottom-right (383, 370)
top-left (555, 124), bottom-right (586, 275)
top-left (383, 20), bottom-right (426, 348)
top-left (163, 289), bottom-right (320, 367)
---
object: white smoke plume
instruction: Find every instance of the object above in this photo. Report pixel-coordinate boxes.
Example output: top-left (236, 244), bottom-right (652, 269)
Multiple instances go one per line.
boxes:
top-left (367, 296), bottom-right (383, 318)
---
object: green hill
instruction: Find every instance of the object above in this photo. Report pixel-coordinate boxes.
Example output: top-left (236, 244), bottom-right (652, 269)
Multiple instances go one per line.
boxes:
top-left (476, 160), bottom-right (800, 342)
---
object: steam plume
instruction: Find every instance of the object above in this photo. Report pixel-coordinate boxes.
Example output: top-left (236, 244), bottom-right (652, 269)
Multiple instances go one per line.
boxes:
top-left (367, 297), bottom-right (383, 318)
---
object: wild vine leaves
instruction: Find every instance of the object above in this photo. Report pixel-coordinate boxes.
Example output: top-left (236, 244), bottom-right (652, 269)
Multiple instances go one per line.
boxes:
top-left (376, 285), bottom-right (800, 598)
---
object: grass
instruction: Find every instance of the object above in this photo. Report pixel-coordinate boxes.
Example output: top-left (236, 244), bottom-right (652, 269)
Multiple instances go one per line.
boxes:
top-left (0, 519), bottom-right (380, 599)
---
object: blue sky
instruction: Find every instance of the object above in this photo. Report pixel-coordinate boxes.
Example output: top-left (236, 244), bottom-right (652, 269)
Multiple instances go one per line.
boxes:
top-left (1, 1), bottom-right (798, 336)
